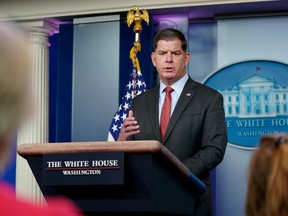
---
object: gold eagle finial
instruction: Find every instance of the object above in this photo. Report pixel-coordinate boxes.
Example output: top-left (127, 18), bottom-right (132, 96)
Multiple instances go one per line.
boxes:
top-left (127, 6), bottom-right (149, 35)
top-left (127, 6), bottom-right (149, 73)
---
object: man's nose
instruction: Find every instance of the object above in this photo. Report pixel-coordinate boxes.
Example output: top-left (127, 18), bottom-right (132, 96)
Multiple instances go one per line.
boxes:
top-left (165, 52), bottom-right (173, 62)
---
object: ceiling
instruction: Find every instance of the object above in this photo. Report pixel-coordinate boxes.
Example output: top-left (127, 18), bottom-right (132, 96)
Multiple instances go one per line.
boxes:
top-left (0, 0), bottom-right (287, 23)
top-left (149, 0), bottom-right (288, 21)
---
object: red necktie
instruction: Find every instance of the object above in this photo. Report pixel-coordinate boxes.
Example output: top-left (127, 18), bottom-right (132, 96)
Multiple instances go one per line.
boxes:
top-left (160, 87), bottom-right (174, 140)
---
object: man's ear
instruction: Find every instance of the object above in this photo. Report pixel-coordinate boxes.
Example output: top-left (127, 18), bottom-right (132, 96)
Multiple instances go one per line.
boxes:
top-left (151, 52), bottom-right (156, 67)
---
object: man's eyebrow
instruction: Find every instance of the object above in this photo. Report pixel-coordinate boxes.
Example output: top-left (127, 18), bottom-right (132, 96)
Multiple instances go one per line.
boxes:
top-left (157, 49), bottom-right (182, 53)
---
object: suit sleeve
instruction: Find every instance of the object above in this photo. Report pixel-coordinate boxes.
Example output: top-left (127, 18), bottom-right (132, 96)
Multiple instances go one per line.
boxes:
top-left (182, 92), bottom-right (227, 181)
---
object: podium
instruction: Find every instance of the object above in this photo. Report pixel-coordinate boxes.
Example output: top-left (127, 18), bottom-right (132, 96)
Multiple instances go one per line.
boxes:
top-left (17, 140), bottom-right (205, 215)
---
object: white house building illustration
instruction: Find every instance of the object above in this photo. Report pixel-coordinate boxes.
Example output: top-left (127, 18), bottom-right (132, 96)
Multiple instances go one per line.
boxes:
top-left (218, 74), bottom-right (288, 118)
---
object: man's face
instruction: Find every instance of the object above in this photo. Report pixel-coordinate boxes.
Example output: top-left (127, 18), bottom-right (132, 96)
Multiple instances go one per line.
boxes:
top-left (151, 38), bottom-right (190, 86)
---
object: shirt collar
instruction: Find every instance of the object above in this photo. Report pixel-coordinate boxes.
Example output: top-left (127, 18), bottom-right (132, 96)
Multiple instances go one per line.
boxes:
top-left (160, 73), bottom-right (189, 94)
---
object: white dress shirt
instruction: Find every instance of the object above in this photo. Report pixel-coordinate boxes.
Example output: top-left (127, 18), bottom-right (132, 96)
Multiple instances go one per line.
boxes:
top-left (159, 73), bottom-right (189, 122)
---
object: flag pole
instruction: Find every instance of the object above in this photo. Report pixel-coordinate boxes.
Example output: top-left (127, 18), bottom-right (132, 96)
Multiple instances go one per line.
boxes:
top-left (108, 6), bottom-right (149, 141)
top-left (127, 6), bottom-right (149, 98)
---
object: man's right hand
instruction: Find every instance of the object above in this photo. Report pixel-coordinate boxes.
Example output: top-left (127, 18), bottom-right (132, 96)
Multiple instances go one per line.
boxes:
top-left (117, 110), bottom-right (140, 141)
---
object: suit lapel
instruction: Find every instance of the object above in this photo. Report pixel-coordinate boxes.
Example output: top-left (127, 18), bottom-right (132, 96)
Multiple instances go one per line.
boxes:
top-left (163, 77), bottom-right (198, 143)
top-left (147, 86), bottom-right (161, 141)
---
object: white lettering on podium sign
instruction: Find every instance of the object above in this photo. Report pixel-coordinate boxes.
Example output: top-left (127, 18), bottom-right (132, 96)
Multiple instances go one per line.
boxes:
top-left (42, 152), bottom-right (124, 185)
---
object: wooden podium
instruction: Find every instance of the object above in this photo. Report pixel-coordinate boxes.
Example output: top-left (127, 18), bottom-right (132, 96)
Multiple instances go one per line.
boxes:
top-left (17, 140), bottom-right (205, 215)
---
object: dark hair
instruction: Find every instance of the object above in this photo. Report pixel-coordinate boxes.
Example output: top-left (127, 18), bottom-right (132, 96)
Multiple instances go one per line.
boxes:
top-left (153, 28), bottom-right (188, 52)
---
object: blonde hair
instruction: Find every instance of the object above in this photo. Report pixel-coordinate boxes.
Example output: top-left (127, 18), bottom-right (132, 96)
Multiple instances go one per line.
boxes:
top-left (0, 21), bottom-right (31, 138)
top-left (246, 133), bottom-right (288, 216)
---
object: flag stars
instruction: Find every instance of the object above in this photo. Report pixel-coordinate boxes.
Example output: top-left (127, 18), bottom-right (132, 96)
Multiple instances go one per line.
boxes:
top-left (125, 92), bottom-right (131, 100)
top-left (123, 102), bottom-right (130, 110)
top-left (127, 81), bottom-right (133, 89)
top-left (108, 69), bottom-right (148, 141)
top-left (111, 124), bottom-right (118, 132)
top-left (113, 114), bottom-right (120, 122)
top-left (136, 79), bottom-right (142, 88)
top-left (121, 113), bottom-right (127, 121)
top-left (118, 104), bottom-right (122, 111)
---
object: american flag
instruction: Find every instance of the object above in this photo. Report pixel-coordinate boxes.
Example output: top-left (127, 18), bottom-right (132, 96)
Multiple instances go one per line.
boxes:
top-left (108, 70), bottom-right (147, 141)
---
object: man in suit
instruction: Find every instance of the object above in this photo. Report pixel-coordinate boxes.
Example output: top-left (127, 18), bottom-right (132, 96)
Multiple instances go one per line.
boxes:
top-left (118, 28), bottom-right (227, 216)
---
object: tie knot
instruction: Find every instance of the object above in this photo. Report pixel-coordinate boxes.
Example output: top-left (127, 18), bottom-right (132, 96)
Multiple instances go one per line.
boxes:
top-left (164, 86), bottom-right (174, 94)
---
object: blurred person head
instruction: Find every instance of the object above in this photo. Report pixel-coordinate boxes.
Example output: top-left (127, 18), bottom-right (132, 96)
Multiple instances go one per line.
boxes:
top-left (0, 20), bottom-right (31, 175)
top-left (0, 19), bottom-right (85, 216)
top-left (246, 133), bottom-right (288, 216)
